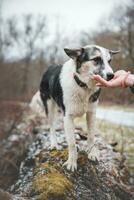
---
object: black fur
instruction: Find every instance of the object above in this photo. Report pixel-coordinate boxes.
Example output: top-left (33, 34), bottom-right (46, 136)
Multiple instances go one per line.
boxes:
top-left (74, 74), bottom-right (87, 88)
top-left (40, 65), bottom-right (65, 115)
top-left (76, 48), bottom-right (89, 73)
top-left (89, 88), bottom-right (101, 102)
top-left (76, 47), bottom-right (101, 73)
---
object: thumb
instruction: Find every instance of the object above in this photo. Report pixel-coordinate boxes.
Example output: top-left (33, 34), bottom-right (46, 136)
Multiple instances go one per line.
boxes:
top-left (96, 83), bottom-right (105, 87)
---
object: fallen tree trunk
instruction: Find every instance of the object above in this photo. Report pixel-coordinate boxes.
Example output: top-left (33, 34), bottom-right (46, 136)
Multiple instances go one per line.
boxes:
top-left (0, 106), bottom-right (134, 200)
top-left (11, 131), bottom-right (134, 200)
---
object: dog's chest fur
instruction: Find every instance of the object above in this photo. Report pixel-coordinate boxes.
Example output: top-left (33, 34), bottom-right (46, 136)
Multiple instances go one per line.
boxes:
top-left (60, 59), bottom-right (96, 116)
top-left (65, 88), bottom-right (92, 116)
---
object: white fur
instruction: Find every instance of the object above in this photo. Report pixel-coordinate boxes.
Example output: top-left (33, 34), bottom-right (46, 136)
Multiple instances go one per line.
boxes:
top-left (84, 45), bottom-right (114, 79)
top-left (60, 59), bottom-right (96, 117)
top-left (30, 91), bottom-right (45, 114)
top-left (96, 46), bottom-right (113, 77)
top-left (30, 91), bottom-right (60, 149)
top-left (31, 45), bottom-right (114, 171)
top-left (60, 59), bottom-right (99, 171)
top-left (48, 99), bottom-right (60, 149)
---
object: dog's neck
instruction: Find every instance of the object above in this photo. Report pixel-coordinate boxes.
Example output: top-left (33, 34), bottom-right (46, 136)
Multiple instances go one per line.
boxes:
top-left (73, 74), bottom-right (88, 89)
top-left (63, 59), bottom-right (96, 90)
top-left (73, 72), bottom-right (96, 91)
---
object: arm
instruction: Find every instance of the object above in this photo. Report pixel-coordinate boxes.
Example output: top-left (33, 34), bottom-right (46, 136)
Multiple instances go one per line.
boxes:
top-left (93, 70), bottom-right (134, 93)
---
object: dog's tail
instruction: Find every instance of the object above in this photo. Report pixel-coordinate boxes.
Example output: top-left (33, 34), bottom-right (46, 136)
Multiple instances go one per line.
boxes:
top-left (29, 91), bottom-right (45, 114)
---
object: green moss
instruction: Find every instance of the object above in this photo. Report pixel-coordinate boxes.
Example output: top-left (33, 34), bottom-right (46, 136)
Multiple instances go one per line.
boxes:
top-left (50, 149), bottom-right (68, 161)
top-left (32, 150), bottom-right (73, 200)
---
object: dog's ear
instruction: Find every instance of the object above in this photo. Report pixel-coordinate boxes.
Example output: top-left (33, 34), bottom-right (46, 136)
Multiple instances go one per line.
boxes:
top-left (109, 50), bottom-right (120, 55)
top-left (64, 48), bottom-right (83, 59)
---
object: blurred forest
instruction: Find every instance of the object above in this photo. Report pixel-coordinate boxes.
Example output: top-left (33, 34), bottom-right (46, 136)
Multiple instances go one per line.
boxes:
top-left (0, 0), bottom-right (134, 104)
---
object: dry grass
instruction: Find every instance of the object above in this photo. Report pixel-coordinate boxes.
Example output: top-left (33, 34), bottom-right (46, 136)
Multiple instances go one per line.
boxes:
top-left (0, 101), bottom-right (26, 140)
top-left (97, 119), bottom-right (134, 173)
top-left (75, 114), bottom-right (134, 174)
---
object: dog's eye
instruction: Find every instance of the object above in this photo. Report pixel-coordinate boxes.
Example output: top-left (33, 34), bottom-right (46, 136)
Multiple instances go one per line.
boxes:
top-left (93, 57), bottom-right (102, 65)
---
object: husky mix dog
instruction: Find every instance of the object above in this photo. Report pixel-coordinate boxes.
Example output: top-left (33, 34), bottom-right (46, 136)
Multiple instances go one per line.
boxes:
top-left (30, 45), bottom-right (119, 171)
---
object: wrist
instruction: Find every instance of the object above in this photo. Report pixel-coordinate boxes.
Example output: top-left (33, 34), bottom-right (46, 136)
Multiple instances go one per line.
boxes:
top-left (125, 74), bottom-right (134, 87)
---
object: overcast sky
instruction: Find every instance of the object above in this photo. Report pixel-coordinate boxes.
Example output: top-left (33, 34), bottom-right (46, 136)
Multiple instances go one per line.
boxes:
top-left (2, 0), bottom-right (128, 33)
top-left (2, 0), bottom-right (129, 60)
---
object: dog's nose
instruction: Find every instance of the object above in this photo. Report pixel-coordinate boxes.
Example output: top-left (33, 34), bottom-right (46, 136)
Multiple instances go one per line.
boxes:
top-left (107, 73), bottom-right (114, 80)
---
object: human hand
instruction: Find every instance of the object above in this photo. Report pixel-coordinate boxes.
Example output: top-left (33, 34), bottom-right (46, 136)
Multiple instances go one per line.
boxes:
top-left (92, 70), bottom-right (134, 88)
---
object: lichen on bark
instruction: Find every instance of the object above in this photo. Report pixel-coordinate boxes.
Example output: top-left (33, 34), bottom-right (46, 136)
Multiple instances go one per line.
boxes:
top-left (32, 150), bottom-right (74, 200)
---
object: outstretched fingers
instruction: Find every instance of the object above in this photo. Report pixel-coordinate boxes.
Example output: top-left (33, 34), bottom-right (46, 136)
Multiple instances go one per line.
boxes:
top-left (92, 75), bottom-right (111, 87)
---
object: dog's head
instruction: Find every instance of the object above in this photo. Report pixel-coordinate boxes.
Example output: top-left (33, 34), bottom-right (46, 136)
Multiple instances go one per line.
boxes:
top-left (64, 45), bottom-right (120, 81)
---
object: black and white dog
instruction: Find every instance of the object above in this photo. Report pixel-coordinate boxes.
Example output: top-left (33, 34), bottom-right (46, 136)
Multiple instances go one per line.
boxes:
top-left (30, 45), bottom-right (119, 171)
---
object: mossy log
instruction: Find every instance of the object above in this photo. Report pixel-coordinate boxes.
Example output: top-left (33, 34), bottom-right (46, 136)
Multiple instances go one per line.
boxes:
top-left (0, 106), bottom-right (133, 200)
top-left (11, 130), bottom-right (134, 200)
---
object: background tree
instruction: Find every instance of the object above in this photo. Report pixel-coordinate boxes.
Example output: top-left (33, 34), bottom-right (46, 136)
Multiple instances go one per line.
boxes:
top-left (7, 14), bottom-right (47, 94)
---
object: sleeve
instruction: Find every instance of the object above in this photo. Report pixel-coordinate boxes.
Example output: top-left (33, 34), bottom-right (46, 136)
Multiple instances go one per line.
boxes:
top-left (130, 85), bottom-right (134, 93)
top-left (129, 74), bottom-right (134, 94)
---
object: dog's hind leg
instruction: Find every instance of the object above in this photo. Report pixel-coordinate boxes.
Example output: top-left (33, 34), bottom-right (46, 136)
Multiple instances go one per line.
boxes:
top-left (86, 100), bottom-right (100, 161)
top-left (63, 114), bottom-right (77, 171)
top-left (48, 100), bottom-right (59, 149)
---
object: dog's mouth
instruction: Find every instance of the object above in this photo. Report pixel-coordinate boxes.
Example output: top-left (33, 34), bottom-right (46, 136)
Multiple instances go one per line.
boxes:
top-left (93, 72), bottom-right (114, 81)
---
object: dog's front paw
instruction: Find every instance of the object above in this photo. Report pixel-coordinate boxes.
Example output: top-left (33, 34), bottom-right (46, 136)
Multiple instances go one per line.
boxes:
top-left (88, 146), bottom-right (100, 162)
top-left (63, 159), bottom-right (77, 172)
top-left (50, 137), bottom-right (61, 150)
top-left (50, 140), bottom-right (60, 150)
